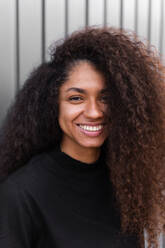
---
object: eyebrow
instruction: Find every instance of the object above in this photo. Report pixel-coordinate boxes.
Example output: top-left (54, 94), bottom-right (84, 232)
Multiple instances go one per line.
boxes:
top-left (65, 87), bottom-right (109, 94)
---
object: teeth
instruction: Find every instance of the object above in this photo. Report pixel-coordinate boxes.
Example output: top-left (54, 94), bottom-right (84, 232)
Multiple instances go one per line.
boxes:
top-left (79, 125), bottom-right (103, 131)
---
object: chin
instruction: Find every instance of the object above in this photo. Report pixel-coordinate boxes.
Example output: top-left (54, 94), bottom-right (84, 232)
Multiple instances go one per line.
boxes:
top-left (79, 141), bottom-right (104, 149)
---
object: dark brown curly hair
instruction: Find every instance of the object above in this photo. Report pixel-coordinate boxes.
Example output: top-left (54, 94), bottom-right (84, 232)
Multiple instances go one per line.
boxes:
top-left (1, 26), bottom-right (165, 248)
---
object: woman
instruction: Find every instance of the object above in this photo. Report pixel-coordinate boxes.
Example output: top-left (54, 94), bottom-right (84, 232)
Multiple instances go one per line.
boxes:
top-left (0, 27), bottom-right (165, 248)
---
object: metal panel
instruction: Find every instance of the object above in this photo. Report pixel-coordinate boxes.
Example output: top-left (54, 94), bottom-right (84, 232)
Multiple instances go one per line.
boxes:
top-left (150, 0), bottom-right (161, 50)
top-left (89, 0), bottom-right (104, 26)
top-left (68, 0), bottom-right (85, 34)
top-left (137, 0), bottom-right (149, 44)
top-left (46, 0), bottom-right (65, 61)
top-left (0, 0), bottom-right (16, 123)
top-left (123, 0), bottom-right (136, 31)
top-left (19, 0), bottom-right (42, 86)
top-left (107, 0), bottom-right (120, 28)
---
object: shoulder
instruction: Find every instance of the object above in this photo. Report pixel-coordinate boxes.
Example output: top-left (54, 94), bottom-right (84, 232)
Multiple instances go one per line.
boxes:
top-left (0, 151), bottom-right (56, 195)
top-left (0, 157), bottom-right (47, 243)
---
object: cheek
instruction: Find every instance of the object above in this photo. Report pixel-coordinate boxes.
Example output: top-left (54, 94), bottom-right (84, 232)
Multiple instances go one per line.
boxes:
top-left (58, 103), bottom-right (82, 129)
top-left (58, 107), bottom-right (68, 130)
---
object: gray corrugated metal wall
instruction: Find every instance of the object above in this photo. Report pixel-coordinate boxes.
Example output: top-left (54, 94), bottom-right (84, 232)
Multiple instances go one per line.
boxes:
top-left (0, 1), bottom-right (165, 247)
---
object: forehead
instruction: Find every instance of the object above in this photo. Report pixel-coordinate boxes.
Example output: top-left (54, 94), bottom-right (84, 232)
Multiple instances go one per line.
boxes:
top-left (60, 62), bottom-right (106, 93)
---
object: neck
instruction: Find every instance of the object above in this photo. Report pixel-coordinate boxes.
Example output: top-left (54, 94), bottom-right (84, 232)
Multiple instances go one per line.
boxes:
top-left (60, 142), bottom-right (101, 164)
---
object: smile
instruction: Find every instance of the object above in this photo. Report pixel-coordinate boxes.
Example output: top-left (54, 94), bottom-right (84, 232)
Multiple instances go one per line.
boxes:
top-left (78, 124), bottom-right (103, 132)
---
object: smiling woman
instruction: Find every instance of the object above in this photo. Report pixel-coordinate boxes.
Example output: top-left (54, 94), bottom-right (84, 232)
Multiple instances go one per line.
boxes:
top-left (0, 27), bottom-right (165, 248)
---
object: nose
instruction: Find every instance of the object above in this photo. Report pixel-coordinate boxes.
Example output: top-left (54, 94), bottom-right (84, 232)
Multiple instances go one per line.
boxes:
top-left (84, 100), bottom-right (104, 119)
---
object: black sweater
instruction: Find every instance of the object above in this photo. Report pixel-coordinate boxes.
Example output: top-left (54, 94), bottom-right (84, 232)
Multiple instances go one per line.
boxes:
top-left (0, 148), bottom-right (139, 248)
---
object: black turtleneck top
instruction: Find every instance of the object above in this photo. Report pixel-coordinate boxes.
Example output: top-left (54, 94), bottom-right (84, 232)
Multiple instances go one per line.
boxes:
top-left (0, 148), bottom-right (139, 248)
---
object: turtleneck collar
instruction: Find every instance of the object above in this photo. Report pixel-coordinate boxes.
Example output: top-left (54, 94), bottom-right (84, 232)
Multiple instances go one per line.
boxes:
top-left (45, 146), bottom-right (118, 226)
top-left (46, 146), bottom-right (112, 199)
top-left (49, 146), bottom-right (107, 172)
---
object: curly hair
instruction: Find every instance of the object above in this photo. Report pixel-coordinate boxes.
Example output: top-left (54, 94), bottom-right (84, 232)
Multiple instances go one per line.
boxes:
top-left (1, 26), bottom-right (165, 248)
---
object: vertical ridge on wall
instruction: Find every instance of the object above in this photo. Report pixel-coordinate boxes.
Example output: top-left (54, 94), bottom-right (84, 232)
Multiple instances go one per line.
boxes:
top-left (41, 0), bottom-right (46, 62)
top-left (120, 0), bottom-right (123, 29)
top-left (147, 0), bottom-right (152, 46)
top-left (85, 0), bottom-right (89, 26)
top-left (15, 0), bottom-right (20, 92)
top-left (104, 0), bottom-right (107, 26)
top-left (159, 0), bottom-right (164, 56)
top-left (135, 0), bottom-right (138, 34)
top-left (65, 0), bottom-right (69, 37)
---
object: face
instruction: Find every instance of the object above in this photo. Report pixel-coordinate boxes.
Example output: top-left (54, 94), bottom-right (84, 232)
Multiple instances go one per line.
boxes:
top-left (58, 61), bottom-right (109, 155)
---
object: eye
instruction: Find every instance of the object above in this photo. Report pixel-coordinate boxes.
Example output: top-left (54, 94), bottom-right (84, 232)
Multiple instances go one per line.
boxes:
top-left (68, 96), bottom-right (83, 102)
top-left (100, 95), bottom-right (109, 103)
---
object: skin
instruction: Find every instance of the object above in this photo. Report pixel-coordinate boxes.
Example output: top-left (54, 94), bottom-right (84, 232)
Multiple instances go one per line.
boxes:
top-left (58, 61), bottom-right (109, 163)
